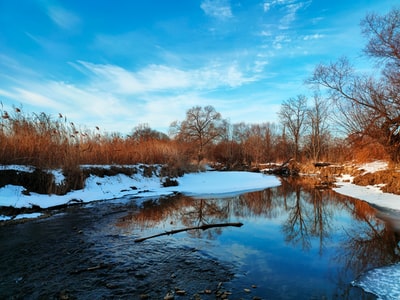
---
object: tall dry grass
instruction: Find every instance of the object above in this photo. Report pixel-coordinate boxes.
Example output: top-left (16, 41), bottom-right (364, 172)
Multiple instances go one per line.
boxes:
top-left (0, 107), bottom-right (185, 170)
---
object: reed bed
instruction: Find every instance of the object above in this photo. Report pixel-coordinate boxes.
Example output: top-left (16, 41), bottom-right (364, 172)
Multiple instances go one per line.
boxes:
top-left (0, 108), bottom-right (184, 170)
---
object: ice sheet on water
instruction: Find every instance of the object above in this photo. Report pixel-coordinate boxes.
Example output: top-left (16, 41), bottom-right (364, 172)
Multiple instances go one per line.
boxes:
top-left (352, 263), bottom-right (400, 300)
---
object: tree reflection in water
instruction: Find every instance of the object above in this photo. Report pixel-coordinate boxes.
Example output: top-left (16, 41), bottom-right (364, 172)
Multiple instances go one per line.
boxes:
top-left (116, 177), bottom-right (400, 298)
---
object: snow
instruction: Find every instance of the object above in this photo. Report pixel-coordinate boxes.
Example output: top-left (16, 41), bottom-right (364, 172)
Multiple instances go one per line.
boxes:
top-left (357, 161), bottom-right (388, 174)
top-left (352, 263), bottom-right (400, 300)
top-left (333, 161), bottom-right (400, 300)
top-left (0, 165), bottom-right (35, 173)
top-left (333, 180), bottom-right (400, 212)
top-left (176, 171), bottom-right (280, 197)
top-left (0, 168), bottom-right (281, 216)
top-left (334, 161), bottom-right (400, 212)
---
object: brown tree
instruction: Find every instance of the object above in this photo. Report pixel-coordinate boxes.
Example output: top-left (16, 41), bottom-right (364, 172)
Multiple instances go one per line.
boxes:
top-left (308, 8), bottom-right (400, 163)
top-left (170, 105), bottom-right (225, 163)
top-left (304, 93), bottom-right (330, 161)
top-left (278, 95), bottom-right (308, 161)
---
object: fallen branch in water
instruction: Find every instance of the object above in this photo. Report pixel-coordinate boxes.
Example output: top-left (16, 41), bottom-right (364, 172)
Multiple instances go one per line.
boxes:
top-left (134, 222), bottom-right (244, 243)
top-left (70, 263), bottom-right (110, 275)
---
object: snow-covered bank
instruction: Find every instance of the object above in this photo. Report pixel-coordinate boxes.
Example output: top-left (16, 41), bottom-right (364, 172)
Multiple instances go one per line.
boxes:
top-left (333, 161), bottom-right (400, 212)
top-left (333, 161), bottom-right (400, 300)
top-left (0, 166), bottom-right (281, 221)
top-left (333, 180), bottom-right (400, 212)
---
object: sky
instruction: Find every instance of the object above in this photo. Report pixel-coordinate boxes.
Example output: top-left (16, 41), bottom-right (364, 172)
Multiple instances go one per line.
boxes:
top-left (0, 0), bottom-right (397, 135)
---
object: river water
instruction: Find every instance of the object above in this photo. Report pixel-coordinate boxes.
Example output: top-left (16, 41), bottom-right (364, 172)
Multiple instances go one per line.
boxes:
top-left (1, 177), bottom-right (400, 299)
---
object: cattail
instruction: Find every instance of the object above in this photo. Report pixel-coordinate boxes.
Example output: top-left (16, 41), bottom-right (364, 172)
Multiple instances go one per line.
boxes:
top-left (15, 108), bottom-right (21, 113)
top-left (2, 112), bottom-right (9, 119)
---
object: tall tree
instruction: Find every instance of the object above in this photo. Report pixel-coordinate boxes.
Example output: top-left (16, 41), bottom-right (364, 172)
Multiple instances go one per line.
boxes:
top-left (308, 8), bottom-right (400, 162)
top-left (278, 95), bottom-right (308, 161)
top-left (170, 105), bottom-right (224, 163)
top-left (305, 93), bottom-right (330, 161)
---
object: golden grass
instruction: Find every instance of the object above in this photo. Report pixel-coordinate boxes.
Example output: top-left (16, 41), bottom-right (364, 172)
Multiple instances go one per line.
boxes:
top-left (0, 108), bottom-right (185, 170)
top-left (0, 107), bottom-right (392, 172)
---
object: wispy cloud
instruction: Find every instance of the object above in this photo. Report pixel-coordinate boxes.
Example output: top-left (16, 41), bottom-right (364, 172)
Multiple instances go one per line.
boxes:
top-left (263, 0), bottom-right (311, 29)
top-left (303, 33), bottom-right (324, 40)
top-left (263, 0), bottom-right (296, 12)
top-left (201, 0), bottom-right (233, 20)
top-left (2, 79), bottom-right (133, 131)
top-left (75, 60), bottom-right (257, 94)
top-left (46, 5), bottom-right (80, 30)
top-left (0, 58), bottom-right (262, 132)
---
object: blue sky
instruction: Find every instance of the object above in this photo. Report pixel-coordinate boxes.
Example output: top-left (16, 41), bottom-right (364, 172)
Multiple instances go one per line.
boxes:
top-left (0, 0), bottom-right (396, 134)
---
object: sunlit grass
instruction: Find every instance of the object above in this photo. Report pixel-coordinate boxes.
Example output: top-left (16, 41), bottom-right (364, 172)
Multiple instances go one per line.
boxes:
top-left (0, 107), bottom-right (184, 170)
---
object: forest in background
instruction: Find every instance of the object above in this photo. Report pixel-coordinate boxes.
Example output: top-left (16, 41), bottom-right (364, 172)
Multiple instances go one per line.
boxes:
top-left (0, 8), bottom-right (398, 172)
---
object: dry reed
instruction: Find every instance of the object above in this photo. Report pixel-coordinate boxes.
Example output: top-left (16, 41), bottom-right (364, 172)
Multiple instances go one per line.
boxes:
top-left (0, 107), bottom-right (184, 170)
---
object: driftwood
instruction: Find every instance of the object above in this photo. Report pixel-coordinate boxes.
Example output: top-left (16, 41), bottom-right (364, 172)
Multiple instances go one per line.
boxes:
top-left (314, 162), bottom-right (332, 167)
top-left (70, 263), bottom-right (110, 275)
top-left (134, 222), bottom-right (243, 243)
top-left (263, 158), bottom-right (299, 176)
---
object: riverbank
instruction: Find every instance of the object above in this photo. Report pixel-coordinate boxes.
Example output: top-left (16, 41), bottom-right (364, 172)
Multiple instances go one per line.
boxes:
top-left (1, 160), bottom-right (400, 222)
top-left (0, 165), bottom-right (281, 222)
top-left (331, 161), bottom-right (400, 212)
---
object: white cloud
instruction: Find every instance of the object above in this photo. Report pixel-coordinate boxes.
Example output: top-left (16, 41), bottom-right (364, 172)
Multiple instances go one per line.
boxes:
top-left (263, 0), bottom-right (311, 29)
top-left (253, 58), bottom-right (269, 73)
top-left (13, 88), bottom-right (60, 109)
top-left (279, 2), bottom-right (306, 29)
top-left (75, 60), bottom-right (257, 94)
top-left (263, 2), bottom-right (272, 12)
top-left (303, 33), bottom-right (324, 40)
top-left (272, 34), bottom-right (291, 49)
top-left (0, 59), bottom-right (262, 133)
top-left (263, 0), bottom-right (296, 12)
top-left (260, 30), bottom-right (273, 37)
top-left (47, 6), bottom-right (80, 30)
top-left (201, 0), bottom-right (233, 19)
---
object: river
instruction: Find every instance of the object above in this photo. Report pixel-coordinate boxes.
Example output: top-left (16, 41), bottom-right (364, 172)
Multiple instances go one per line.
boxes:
top-left (1, 177), bottom-right (399, 299)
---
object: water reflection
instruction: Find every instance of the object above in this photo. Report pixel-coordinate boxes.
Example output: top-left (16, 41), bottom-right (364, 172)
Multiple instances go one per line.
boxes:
top-left (117, 177), bottom-right (400, 298)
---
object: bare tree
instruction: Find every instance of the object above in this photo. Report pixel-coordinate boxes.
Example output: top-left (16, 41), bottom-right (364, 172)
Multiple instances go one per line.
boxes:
top-left (170, 105), bottom-right (224, 163)
top-left (305, 93), bottom-right (330, 161)
top-left (278, 95), bottom-right (308, 161)
top-left (308, 8), bottom-right (400, 163)
top-left (130, 123), bottom-right (169, 142)
top-left (361, 8), bottom-right (400, 67)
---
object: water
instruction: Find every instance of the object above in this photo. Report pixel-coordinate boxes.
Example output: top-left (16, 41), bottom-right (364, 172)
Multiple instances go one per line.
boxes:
top-left (1, 178), bottom-right (399, 299)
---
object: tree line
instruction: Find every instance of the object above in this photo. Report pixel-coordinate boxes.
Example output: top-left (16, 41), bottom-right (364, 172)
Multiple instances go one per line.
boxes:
top-left (0, 8), bottom-right (398, 170)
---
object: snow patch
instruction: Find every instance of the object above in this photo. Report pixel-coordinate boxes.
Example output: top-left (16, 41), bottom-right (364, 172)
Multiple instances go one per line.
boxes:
top-left (51, 169), bottom-right (66, 185)
top-left (0, 165), bottom-right (35, 173)
top-left (0, 170), bottom-right (281, 211)
top-left (352, 263), bottom-right (400, 300)
top-left (358, 161), bottom-right (388, 174)
top-left (334, 181), bottom-right (400, 212)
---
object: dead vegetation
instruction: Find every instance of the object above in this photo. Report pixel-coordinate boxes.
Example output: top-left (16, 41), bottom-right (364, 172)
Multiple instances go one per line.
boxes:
top-left (1, 107), bottom-right (399, 199)
top-left (0, 164), bottom-right (171, 198)
top-left (0, 108), bottom-right (187, 169)
top-left (353, 170), bottom-right (400, 195)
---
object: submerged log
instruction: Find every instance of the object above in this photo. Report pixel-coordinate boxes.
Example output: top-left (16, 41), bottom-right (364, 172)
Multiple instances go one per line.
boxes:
top-left (134, 222), bottom-right (244, 243)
